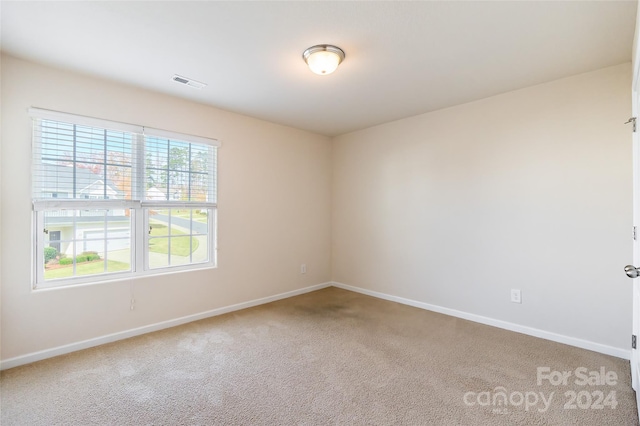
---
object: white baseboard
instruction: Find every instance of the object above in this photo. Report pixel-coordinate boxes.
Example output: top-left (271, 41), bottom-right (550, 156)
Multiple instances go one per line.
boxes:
top-left (331, 281), bottom-right (631, 360)
top-left (0, 282), bottom-right (332, 370)
top-left (3, 280), bottom-right (629, 370)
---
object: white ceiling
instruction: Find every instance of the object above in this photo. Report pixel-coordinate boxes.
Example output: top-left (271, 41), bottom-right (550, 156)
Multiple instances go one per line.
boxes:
top-left (1, 1), bottom-right (637, 137)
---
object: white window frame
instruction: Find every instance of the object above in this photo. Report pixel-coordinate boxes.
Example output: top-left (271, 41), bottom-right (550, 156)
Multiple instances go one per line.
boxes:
top-left (30, 108), bottom-right (220, 289)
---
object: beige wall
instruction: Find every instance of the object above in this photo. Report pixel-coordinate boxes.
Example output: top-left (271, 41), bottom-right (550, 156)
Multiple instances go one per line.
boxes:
top-left (0, 55), bottom-right (332, 360)
top-left (332, 63), bottom-right (633, 350)
top-left (1, 55), bottom-right (633, 362)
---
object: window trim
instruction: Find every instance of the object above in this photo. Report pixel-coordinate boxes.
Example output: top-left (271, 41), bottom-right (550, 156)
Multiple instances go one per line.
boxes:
top-left (29, 107), bottom-right (220, 290)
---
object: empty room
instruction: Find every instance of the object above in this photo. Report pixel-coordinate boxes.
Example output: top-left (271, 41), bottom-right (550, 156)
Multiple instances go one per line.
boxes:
top-left (2, 1), bottom-right (640, 424)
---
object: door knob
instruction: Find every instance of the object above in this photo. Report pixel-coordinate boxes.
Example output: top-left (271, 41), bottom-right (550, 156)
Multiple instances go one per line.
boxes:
top-left (625, 265), bottom-right (640, 278)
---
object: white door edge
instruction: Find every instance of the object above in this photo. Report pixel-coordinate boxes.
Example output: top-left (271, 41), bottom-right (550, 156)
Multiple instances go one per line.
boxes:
top-left (631, 1), bottom-right (640, 417)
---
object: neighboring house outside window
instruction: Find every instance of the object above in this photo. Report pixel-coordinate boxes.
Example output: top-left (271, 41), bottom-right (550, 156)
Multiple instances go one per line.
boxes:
top-left (30, 108), bottom-right (219, 289)
top-left (41, 164), bottom-right (128, 258)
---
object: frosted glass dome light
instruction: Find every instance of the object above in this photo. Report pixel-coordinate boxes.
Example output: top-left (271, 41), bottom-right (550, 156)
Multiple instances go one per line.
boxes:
top-left (302, 45), bottom-right (345, 75)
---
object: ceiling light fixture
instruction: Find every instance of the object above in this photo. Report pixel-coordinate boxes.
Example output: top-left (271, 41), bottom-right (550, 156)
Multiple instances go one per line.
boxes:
top-left (302, 45), bottom-right (345, 75)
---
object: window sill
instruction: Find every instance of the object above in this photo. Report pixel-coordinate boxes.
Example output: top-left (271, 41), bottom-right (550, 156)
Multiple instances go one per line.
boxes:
top-left (32, 262), bottom-right (217, 292)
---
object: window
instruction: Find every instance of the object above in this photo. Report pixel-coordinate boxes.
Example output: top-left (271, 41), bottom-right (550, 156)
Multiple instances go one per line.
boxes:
top-left (30, 108), bottom-right (219, 289)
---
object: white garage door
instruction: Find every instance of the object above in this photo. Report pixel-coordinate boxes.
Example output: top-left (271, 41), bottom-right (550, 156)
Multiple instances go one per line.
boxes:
top-left (82, 230), bottom-right (130, 253)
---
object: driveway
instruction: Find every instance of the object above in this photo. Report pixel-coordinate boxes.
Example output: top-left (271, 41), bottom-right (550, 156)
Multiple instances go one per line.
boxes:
top-left (153, 214), bottom-right (208, 234)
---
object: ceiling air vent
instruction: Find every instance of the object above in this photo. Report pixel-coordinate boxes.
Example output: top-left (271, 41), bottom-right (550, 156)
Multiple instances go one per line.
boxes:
top-left (172, 74), bottom-right (207, 89)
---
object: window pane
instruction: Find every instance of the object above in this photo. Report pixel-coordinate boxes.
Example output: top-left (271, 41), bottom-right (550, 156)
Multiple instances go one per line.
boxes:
top-left (43, 209), bottom-right (132, 281)
top-left (143, 136), bottom-right (214, 202)
top-left (169, 236), bottom-right (192, 265)
top-left (148, 237), bottom-right (170, 269)
top-left (149, 209), bottom-right (170, 236)
top-left (192, 234), bottom-right (209, 264)
top-left (190, 172), bottom-right (207, 202)
top-left (34, 119), bottom-right (133, 201)
top-left (40, 121), bottom-right (74, 163)
top-left (145, 137), bottom-right (169, 200)
top-left (169, 143), bottom-right (189, 172)
top-left (146, 208), bottom-right (210, 269)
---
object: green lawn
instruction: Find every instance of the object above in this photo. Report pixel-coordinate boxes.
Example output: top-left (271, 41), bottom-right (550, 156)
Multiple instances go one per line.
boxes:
top-left (45, 260), bottom-right (130, 280)
top-left (148, 223), bottom-right (199, 256)
top-left (44, 220), bottom-right (200, 280)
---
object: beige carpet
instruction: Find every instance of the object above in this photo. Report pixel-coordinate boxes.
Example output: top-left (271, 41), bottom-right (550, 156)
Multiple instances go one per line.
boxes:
top-left (1, 287), bottom-right (638, 425)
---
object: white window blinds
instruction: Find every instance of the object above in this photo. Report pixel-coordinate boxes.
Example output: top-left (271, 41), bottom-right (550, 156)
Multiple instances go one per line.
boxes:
top-left (29, 107), bottom-right (219, 210)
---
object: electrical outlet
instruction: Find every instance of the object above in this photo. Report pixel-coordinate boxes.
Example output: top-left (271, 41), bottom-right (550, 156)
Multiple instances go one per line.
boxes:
top-left (510, 289), bottom-right (522, 304)
top-left (300, 264), bottom-right (307, 274)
